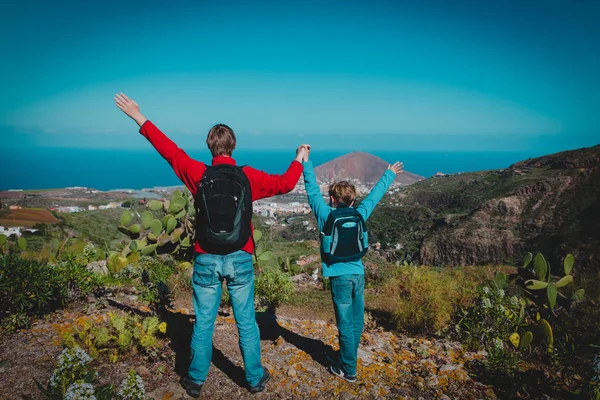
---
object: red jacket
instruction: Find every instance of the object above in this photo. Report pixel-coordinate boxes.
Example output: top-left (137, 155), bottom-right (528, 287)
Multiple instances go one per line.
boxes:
top-left (139, 120), bottom-right (303, 254)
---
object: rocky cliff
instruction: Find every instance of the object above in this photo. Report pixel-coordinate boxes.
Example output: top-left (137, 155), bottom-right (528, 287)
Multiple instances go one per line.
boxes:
top-left (370, 145), bottom-right (600, 268)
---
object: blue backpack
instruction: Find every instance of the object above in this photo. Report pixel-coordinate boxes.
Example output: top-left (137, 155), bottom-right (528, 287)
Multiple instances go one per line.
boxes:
top-left (320, 206), bottom-right (368, 264)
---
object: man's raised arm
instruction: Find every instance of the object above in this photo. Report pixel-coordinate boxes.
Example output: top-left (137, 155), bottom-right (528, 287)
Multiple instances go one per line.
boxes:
top-left (114, 93), bottom-right (204, 191)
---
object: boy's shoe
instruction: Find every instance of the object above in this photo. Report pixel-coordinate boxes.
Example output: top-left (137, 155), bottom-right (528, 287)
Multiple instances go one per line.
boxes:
top-left (249, 367), bottom-right (271, 393)
top-left (329, 365), bottom-right (357, 383)
top-left (181, 376), bottom-right (203, 398)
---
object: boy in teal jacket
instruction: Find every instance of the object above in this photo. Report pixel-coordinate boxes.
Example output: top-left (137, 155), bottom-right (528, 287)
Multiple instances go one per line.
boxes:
top-left (302, 148), bottom-right (403, 382)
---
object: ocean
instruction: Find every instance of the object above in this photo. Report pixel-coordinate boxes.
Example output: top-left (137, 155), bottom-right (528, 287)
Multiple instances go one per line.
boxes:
top-left (2, 148), bottom-right (546, 191)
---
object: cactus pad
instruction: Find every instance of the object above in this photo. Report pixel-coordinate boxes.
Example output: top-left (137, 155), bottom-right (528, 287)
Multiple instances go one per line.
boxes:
top-left (166, 217), bottom-right (177, 234)
top-left (141, 211), bottom-right (154, 229)
top-left (540, 318), bottom-right (554, 353)
top-left (563, 254), bottom-right (574, 275)
top-left (168, 196), bottom-right (186, 214)
top-left (149, 219), bottom-right (163, 236)
top-left (519, 331), bottom-right (533, 350)
top-left (148, 199), bottom-right (163, 211)
top-left (525, 279), bottom-right (548, 290)
top-left (555, 275), bottom-right (573, 288)
top-left (128, 224), bottom-right (141, 234)
top-left (120, 211), bottom-right (133, 226)
top-left (534, 253), bottom-right (548, 281)
top-left (522, 252), bottom-right (533, 268)
top-left (547, 282), bottom-right (557, 311)
top-left (141, 244), bottom-right (158, 255)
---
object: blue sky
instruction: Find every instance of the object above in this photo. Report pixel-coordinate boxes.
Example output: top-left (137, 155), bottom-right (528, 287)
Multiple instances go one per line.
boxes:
top-left (1, 0), bottom-right (598, 152)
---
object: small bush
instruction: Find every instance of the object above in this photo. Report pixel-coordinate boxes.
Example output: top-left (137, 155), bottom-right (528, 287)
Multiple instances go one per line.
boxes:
top-left (254, 268), bottom-right (294, 311)
top-left (0, 253), bottom-right (98, 332)
top-left (456, 285), bottom-right (521, 351)
top-left (371, 266), bottom-right (482, 333)
top-left (35, 346), bottom-right (145, 400)
top-left (56, 312), bottom-right (168, 362)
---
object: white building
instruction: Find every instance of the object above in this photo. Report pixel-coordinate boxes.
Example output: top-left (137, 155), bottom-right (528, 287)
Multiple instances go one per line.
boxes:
top-left (0, 226), bottom-right (22, 237)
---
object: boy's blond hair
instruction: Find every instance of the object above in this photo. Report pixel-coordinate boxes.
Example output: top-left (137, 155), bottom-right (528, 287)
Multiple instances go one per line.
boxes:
top-left (328, 181), bottom-right (356, 206)
top-left (206, 124), bottom-right (236, 157)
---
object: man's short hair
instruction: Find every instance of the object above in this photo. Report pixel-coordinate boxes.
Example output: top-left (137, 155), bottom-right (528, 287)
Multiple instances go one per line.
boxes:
top-left (206, 124), bottom-right (236, 157)
top-left (328, 181), bottom-right (356, 206)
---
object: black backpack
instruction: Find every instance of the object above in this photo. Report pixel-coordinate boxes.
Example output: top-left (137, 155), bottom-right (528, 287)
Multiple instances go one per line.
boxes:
top-left (320, 206), bottom-right (368, 264)
top-left (194, 164), bottom-right (253, 254)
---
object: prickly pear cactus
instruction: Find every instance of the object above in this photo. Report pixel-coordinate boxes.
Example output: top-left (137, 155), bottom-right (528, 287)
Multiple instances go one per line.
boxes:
top-left (520, 252), bottom-right (583, 313)
top-left (117, 190), bottom-right (196, 259)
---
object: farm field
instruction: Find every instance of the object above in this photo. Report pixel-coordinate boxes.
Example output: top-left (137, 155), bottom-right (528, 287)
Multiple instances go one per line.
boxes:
top-left (0, 208), bottom-right (60, 227)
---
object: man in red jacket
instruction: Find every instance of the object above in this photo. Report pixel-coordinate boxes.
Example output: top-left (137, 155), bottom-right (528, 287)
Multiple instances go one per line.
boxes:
top-left (115, 93), bottom-right (307, 396)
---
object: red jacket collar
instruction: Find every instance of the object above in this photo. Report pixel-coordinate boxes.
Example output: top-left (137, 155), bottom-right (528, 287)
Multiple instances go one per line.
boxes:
top-left (212, 156), bottom-right (237, 166)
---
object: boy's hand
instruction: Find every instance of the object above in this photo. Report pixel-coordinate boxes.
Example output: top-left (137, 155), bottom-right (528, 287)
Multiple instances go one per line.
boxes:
top-left (295, 144), bottom-right (310, 162)
top-left (302, 144), bottom-right (311, 162)
top-left (388, 161), bottom-right (404, 175)
top-left (114, 93), bottom-right (148, 127)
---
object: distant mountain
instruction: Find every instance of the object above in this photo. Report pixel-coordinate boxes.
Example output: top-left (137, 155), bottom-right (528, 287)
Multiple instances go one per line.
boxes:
top-left (314, 151), bottom-right (423, 185)
top-left (366, 145), bottom-right (600, 268)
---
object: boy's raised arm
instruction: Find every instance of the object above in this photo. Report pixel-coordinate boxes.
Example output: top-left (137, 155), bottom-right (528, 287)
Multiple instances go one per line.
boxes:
top-left (357, 162), bottom-right (403, 220)
top-left (114, 93), bottom-right (204, 192)
top-left (303, 151), bottom-right (330, 226)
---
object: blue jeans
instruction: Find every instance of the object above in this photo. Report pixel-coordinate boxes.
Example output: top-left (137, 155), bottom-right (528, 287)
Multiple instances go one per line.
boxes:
top-left (330, 274), bottom-right (365, 377)
top-left (188, 251), bottom-right (264, 387)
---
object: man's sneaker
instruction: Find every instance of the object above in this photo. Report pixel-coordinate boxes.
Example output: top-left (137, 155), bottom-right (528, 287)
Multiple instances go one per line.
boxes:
top-left (329, 365), bottom-right (357, 383)
top-left (249, 367), bottom-right (271, 393)
top-left (181, 376), bottom-right (203, 398)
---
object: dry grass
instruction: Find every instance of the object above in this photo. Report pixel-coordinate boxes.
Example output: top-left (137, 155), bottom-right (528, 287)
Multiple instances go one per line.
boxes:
top-left (369, 265), bottom-right (503, 334)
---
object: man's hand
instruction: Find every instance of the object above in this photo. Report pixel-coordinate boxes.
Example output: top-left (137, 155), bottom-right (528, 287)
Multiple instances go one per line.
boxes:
top-left (295, 144), bottom-right (310, 163)
top-left (388, 161), bottom-right (404, 175)
top-left (114, 93), bottom-right (148, 127)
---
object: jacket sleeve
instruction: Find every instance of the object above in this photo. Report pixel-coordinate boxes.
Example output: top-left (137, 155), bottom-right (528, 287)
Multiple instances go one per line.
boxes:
top-left (139, 120), bottom-right (205, 194)
top-left (244, 160), bottom-right (303, 201)
top-left (356, 169), bottom-right (396, 221)
top-left (303, 161), bottom-right (330, 230)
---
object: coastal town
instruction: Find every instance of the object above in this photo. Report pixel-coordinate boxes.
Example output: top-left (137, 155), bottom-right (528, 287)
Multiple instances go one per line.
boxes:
top-left (0, 171), bottom-right (412, 240)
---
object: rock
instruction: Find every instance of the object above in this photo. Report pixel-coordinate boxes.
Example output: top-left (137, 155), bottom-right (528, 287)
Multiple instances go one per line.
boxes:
top-left (137, 365), bottom-right (150, 376)
top-left (86, 260), bottom-right (108, 275)
top-left (291, 274), bottom-right (310, 283)
top-left (357, 348), bottom-right (374, 365)
top-left (286, 366), bottom-right (297, 377)
top-left (427, 375), bottom-right (440, 387)
top-left (146, 383), bottom-right (187, 399)
top-left (440, 395), bottom-right (451, 400)
top-left (439, 364), bottom-right (458, 373)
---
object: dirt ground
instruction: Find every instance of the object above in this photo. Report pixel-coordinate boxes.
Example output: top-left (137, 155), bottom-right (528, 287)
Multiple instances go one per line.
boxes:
top-left (0, 293), bottom-right (495, 400)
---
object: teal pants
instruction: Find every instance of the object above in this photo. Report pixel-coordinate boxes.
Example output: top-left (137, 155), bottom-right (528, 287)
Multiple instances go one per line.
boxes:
top-left (188, 251), bottom-right (264, 387)
top-left (330, 274), bottom-right (365, 376)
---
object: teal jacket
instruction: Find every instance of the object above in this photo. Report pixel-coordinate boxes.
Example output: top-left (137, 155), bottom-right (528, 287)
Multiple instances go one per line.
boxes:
top-left (303, 161), bottom-right (396, 277)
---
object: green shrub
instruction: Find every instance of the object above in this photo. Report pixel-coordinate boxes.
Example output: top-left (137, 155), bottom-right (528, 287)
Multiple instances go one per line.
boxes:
top-left (0, 253), bottom-right (98, 332)
top-left (57, 312), bottom-right (168, 362)
top-left (254, 268), bottom-right (294, 311)
top-left (372, 266), bottom-right (481, 333)
top-left (35, 346), bottom-right (145, 400)
top-left (456, 283), bottom-right (522, 351)
top-left (140, 256), bottom-right (175, 283)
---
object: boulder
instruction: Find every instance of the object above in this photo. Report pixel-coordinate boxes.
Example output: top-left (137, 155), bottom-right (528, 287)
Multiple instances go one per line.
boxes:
top-left (86, 260), bottom-right (108, 275)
